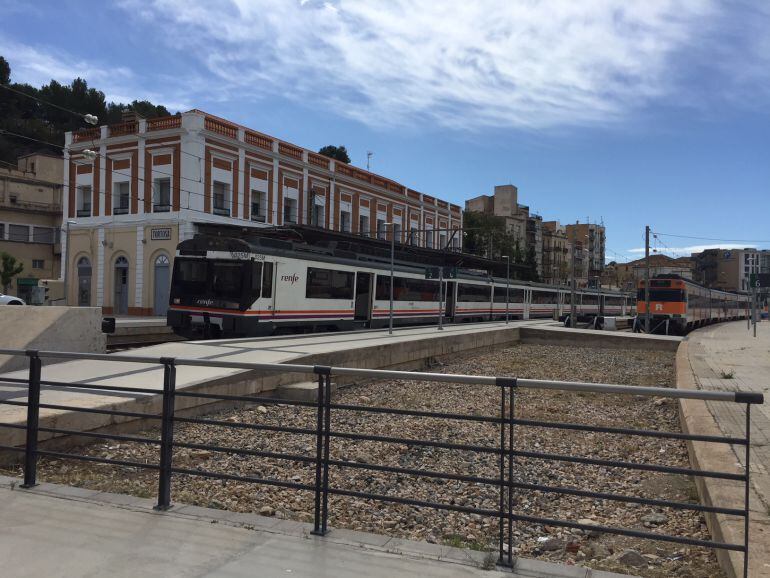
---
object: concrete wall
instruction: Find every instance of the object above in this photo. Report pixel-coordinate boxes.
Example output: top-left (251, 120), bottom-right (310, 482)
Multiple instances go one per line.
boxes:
top-left (0, 306), bottom-right (106, 373)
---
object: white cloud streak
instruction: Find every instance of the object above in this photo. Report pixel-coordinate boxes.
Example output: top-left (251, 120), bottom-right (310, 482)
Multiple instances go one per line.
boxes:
top-left (626, 243), bottom-right (763, 255)
top-left (119, 0), bottom-right (721, 130)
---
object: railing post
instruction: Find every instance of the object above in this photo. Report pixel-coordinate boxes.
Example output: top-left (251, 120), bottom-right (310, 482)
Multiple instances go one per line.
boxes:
top-left (155, 357), bottom-right (176, 510)
top-left (21, 350), bottom-right (42, 488)
top-left (321, 371), bottom-right (332, 534)
top-left (312, 365), bottom-right (331, 535)
top-left (743, 403), bottom-right (751, 578)
top-left (496, 377), bottom-right (517, 568)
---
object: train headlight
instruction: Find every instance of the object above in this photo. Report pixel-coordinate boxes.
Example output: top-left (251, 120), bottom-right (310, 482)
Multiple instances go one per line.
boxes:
top-left (173, 298), bottom-right (180, 304)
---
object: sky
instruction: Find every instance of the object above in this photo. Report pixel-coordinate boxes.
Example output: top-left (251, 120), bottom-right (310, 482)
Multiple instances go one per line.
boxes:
top-left (2, 0), bottom-right (769, 262)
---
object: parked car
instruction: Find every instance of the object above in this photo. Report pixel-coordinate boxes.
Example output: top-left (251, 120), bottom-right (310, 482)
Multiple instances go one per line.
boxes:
top-left (0, 294), bottom-right (25, 305)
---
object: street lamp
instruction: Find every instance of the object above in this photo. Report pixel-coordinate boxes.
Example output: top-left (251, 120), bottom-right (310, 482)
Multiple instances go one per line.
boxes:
top-left (83, 114), bottom-right (99, 126)
top-left (82, 149), bottom-right (97, 161)
top-left (383, 222), bottom-right (395, 335)
top-left (502, 255), bottom-right (510, 324)
top-left (63, 219), bottom-right (76, 305)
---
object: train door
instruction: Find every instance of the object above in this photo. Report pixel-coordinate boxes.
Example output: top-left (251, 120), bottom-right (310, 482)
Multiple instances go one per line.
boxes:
top-left (354, 272), bottom-right (372, 321)
top-left (445, 281), bottom-right (456, 319)
top-left (524, 289), bottom-right (530, 320)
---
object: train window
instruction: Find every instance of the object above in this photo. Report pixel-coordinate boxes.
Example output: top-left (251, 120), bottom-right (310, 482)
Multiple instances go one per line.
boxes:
top-left (493, 287), bottom-right (525, 303)
top-left (636, 289), bottom-right (685, 302)
top-left (604, 296), bottom-right (623, 306)
top-left (212, 262), bottom-right (244, 299)
top-left (457, 283), bottom-right (491, 302)
top-left (173, 259), bottom-right (208, 295)
top-left (306, 267), bottom-right (354, 300)
top-left (531, 290), bottom-right (557, 304)
top-left (251, 262), bottom-right (263, 299)
top-left (262, 262), bottom-right (273, 298)
top-left (582, 294), bottom-right (598, 305)
top-left (375, 275), bottom-right (439, 301)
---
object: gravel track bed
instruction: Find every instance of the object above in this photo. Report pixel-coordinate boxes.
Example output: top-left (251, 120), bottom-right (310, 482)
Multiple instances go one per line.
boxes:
top-left (4, 344), bottom-right (722, 577)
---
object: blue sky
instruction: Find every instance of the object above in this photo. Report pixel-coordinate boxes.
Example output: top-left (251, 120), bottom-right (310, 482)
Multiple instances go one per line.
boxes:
top-left (2, 0), bottom-right (769, 261)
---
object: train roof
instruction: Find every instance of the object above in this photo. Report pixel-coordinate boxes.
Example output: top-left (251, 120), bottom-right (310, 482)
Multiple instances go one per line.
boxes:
top-left (638, 274), bottom-right (748, 297)
top-left (178, 231), bottom-right (628, 296)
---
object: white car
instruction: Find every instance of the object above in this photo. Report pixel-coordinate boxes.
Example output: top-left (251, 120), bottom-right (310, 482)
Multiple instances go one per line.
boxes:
top-left (0, 294), bottom-right (25, 305)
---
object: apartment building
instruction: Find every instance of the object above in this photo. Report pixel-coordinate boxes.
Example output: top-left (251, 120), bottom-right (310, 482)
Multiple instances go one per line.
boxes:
top-left (0, 153), bottom-right (62, 300)
top-left (693, 248), bottom-right (768, 291)
top-left (464, 184), bottom-right (543, 277)
top-left (565, 223), bottom-right (606, 284)
top-left (542, 221), bottom-right (569, 285)
top-left (63, 110), bottom-right (462, 315)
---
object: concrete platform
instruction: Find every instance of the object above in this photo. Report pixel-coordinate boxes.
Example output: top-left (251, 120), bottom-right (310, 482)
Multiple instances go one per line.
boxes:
top-left (677, 321), bottom-right (770, 578)
top-left (0, 476), bottom-right (633, 578)
top-left (0, 320), bottom-right (680, 453)
top-left (108, 316), bottom-right (185, 348)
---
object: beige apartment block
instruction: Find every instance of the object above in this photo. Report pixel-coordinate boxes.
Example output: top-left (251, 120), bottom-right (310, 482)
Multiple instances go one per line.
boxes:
top-left (0, 153), bottom-right (63, 300)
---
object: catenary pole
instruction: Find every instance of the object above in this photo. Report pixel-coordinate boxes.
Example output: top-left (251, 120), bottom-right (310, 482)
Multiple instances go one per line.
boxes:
top-left (644, 225), bottom-right (651, 333)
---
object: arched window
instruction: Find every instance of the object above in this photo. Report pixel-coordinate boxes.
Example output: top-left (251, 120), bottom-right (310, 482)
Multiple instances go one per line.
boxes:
top-left (77, 256), bottom-right (92, 306)
top-left (113, 256), bottom-right (129, 314)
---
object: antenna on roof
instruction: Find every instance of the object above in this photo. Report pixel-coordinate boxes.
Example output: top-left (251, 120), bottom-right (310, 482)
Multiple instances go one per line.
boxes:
top-left (366, 151), bottom-right (373, 172)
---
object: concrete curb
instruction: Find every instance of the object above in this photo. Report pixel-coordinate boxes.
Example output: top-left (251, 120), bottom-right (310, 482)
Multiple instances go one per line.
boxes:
top-left (676, 339), bottom-right (769, 578)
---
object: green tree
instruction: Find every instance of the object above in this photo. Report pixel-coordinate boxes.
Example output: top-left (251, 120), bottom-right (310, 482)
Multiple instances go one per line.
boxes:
top-left (0, 252), bottom-right (24, 294)
top-left (0, 56), bottom-right (173, 163)
top-left (318, 145), bottom-right (350, 163)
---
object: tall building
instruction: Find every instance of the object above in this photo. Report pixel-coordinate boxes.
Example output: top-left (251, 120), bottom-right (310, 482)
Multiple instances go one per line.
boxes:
top-left (693, 248), bottom-right (768, 291)
top-left (0, 153), bottom-right (63, 300)
top-left (464, 184), bottom-right (543, 278)
top-left (565, 223), bottom-right (606, 285)
top-left (542, 221), bottom-right (569, 285)
top-left (63, 110), bottom-right (462, 315)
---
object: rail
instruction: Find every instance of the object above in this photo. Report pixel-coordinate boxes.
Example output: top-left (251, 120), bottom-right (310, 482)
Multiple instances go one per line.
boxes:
top-left (0, 347), bottom-right (762, 575)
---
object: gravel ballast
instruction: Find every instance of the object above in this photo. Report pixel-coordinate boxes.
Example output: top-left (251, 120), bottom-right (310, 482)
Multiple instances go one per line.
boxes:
top-left (4, 343), bottom-right (723, 578)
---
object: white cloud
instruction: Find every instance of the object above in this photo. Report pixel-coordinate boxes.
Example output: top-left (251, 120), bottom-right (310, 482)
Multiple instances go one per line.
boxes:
top-left (119, 0), bottom-right (719, 130)
top-left (0, 38), bottom-right (193, 111)
top-left (626, 243), bottom-right (762, 255)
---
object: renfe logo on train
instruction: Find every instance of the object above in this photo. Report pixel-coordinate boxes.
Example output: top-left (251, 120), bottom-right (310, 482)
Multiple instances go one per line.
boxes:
top-left (281, 273), bottom-right (300, 285)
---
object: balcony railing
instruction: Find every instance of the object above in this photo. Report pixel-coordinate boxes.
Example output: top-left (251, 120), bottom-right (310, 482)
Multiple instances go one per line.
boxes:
top-left (146, 116), bottom-right (181, 132)
top-left (279, 142), bottom-right (303, 160)
top-left (245, 131), bottom-right (272, 151)
top-left (72, 128), bottom-right (100, 143)
top-left (308, 153), bottom-right (329, 168)
top-left (153, 204), bottom-right (171, 213)
top-left (204, 117), bottom-right (237, 139)
top-left (109, 121), bottom-right (137, 137)
top-left (76, 208), bottom-right (91, 217)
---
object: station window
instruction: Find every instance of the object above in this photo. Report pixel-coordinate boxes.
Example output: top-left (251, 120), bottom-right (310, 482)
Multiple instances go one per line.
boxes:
top-left (76, 186), bottom-right (92, 217)
top-left (213, 181), bottom-right (230, 216)
top-left (312, 203), bottom-right (325, 228)
top-left (376, 219), bottom-right (387, 240)
top-left (306, 267), bottom-right (354, 300)
top-left (393, 223), bottom-right (402, 243)
top-left (339, 210), bottom-right (351, 233)
top-left (251, 189), bottom-right (267, 222)
top-left (283, 198), bottom-right (297, 224)
top-left (153, 178), bottom-right (171, 212)
top-left (359, 214), bottom-right (370, 237)
top-left (113, 181), bottom-right (130, 214)
top-left (0, 224), bottom-right (4, 240)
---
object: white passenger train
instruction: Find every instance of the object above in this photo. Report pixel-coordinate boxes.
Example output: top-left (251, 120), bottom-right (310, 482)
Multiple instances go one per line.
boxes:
top-left (167, 234), bottom-right (634, 338)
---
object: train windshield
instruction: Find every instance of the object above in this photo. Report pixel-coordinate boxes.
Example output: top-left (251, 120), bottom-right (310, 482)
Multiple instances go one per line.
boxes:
top-left (171, 258), bottom-right (261, 309)
top-left (636, 289), bottom-right (686, 302)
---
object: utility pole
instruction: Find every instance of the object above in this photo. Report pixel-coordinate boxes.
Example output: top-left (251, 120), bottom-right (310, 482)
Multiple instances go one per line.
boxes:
top-left (644, 225), bottom-right (651, 333)
top-left (438, 266), bottom-right (444, 331)
top-left (570, 229), bottom-right (576, 328)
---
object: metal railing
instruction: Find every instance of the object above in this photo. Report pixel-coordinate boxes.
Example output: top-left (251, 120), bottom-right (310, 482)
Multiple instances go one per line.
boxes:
top-left (0, 348), bottom-right (763, 575)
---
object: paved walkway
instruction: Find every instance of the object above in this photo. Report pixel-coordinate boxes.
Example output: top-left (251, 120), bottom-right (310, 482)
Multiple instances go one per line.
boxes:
top-left (686, 321), bottom-right (770, 506)
top-left (0, 477), bottom-right (631, 578)
top-left (681, 320), bottom-right (770, 577)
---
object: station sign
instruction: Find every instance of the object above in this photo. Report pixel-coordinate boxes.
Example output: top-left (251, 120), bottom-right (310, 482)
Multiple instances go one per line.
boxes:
top-left (749, 273), bottom-right (770, 288)
top-left (150, 227), bottom-right (172, 241)
top-left (425, 267), bottom-right (458, 279)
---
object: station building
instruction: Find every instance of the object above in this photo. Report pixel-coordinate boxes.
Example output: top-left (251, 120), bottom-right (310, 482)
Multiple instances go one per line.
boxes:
top-left (63, 110), bottom-right (463, 315)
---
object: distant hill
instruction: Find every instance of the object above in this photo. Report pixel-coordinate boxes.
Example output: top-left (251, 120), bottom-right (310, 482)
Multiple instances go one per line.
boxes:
top-left (0, 55), bottom-right (173, 164)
